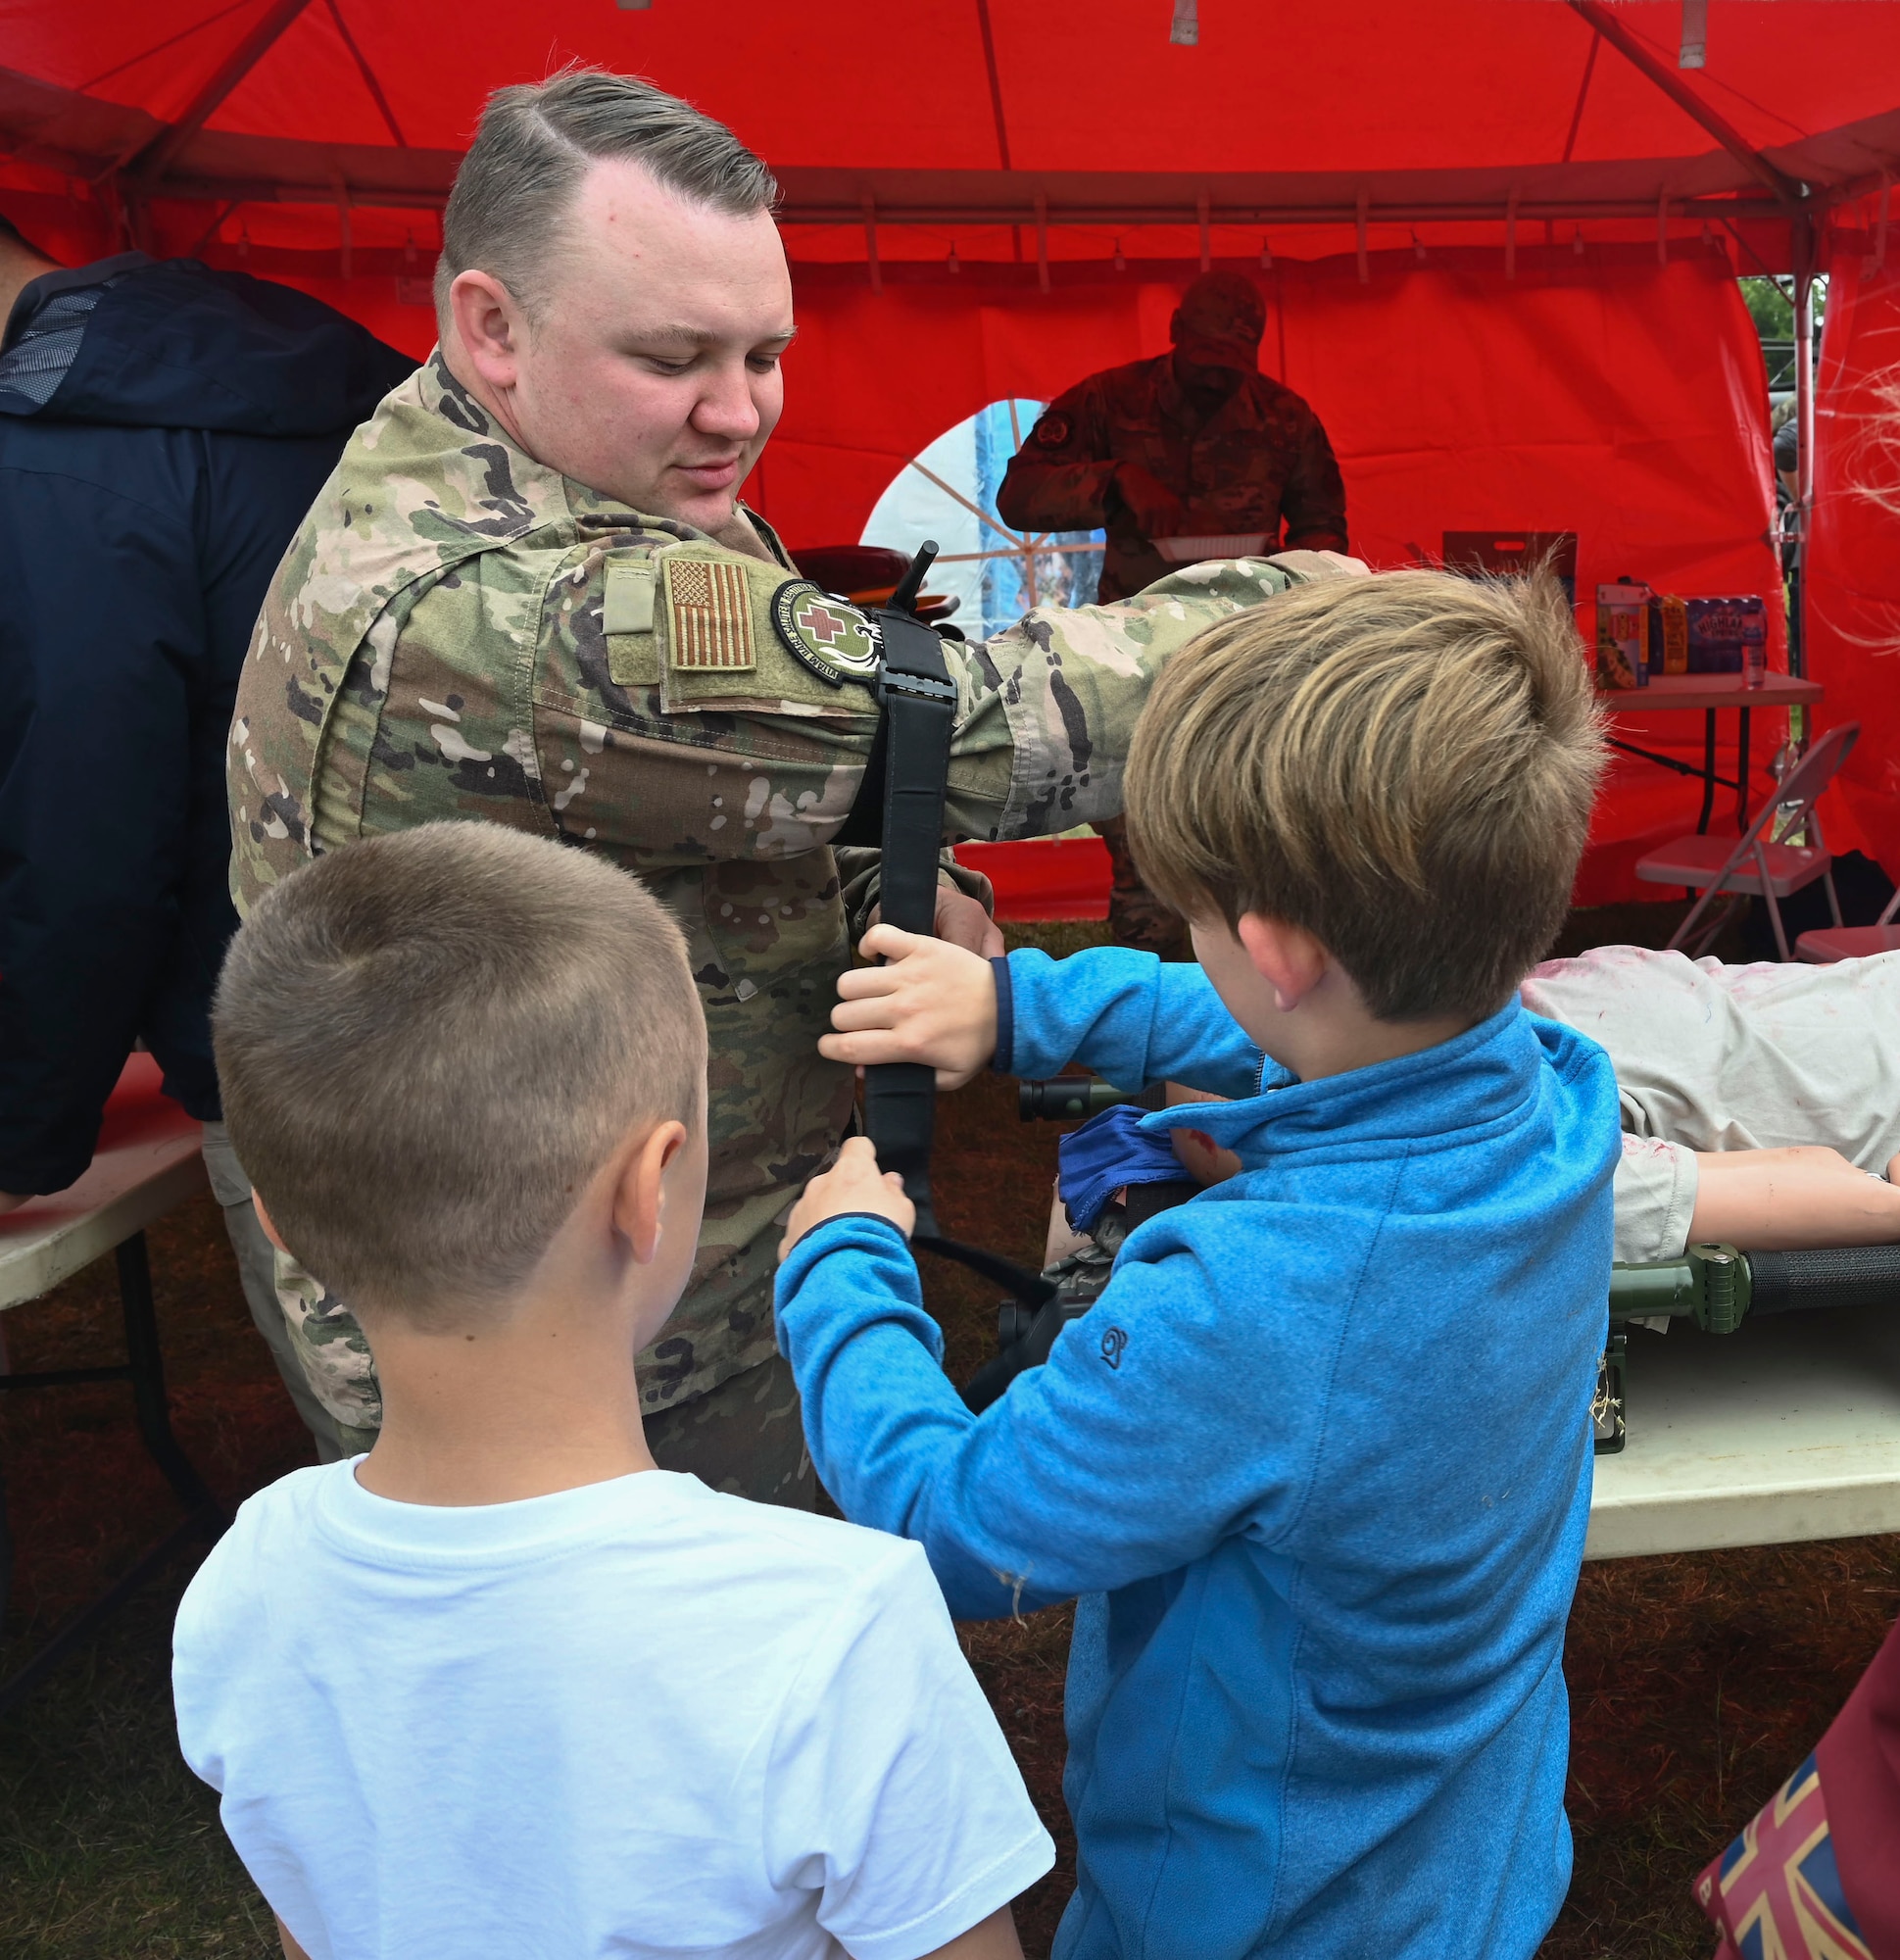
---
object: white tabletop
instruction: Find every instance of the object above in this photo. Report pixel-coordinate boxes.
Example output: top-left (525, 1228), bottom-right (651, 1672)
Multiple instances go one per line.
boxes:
top-left (1585, 1304), bottom-right (1900, 1558)
top-left (0, 1054), bottom-right (204, 1312)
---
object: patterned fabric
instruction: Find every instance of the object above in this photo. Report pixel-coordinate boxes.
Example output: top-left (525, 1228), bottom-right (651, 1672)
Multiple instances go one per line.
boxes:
top-left (995, 352), bottom-right (1347, 602)
top-left (664, 557), bottom-right (755, 669)
top-left (1696, 1752), bottom-right (1875, 1960)
top-left (229, 350), bottom-right (1316, 1432)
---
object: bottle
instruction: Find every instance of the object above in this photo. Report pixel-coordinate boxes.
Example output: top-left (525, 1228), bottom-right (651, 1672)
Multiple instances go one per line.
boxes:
top-left (1740, 595), bottom-right (1767, 689)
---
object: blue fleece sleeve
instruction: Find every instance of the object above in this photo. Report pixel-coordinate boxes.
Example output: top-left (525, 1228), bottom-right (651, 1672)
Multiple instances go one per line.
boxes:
top-left (1000, 946), bottom-right (1265, 1096)
top-left (777, 1209), bottom-right (1311, 1619)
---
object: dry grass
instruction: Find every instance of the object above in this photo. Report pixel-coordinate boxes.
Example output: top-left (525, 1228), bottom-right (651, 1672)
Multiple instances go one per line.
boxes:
top-left (0, 903), bottom-right (1890, 1958)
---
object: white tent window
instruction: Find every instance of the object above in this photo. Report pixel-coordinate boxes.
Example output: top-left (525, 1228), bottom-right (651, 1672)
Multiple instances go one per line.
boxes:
top-left (861, 399), bottom-right (1104, 640)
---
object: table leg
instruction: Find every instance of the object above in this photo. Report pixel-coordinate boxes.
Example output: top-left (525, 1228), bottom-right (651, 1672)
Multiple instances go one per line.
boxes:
top-left (0, 1233), bottom-right (226, 1720)
top-left (1736, 707), bottom-right (1752, 832)
top-left (116, 1235), bottom-right (223, 1522)
top-left (1697, 710), bottom-right (1718, 835)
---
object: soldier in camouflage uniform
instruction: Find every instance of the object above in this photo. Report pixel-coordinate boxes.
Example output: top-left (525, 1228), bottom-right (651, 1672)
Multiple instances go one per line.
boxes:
top-left (228, 73), bottom-right (1329, 1498)
top-left (997, 270), bottom-right (1348, 958)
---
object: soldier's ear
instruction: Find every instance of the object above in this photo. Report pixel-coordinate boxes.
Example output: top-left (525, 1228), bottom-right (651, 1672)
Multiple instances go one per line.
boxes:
top-left (449, 270), bottom-right (526, 387)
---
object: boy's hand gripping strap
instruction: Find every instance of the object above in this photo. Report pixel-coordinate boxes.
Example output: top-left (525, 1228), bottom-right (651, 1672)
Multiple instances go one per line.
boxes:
top-left (840, 544), bottom-right (1057, 1346)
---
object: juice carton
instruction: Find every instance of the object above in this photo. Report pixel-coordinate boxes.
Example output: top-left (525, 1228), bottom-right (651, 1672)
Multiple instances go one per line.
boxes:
top-left (1685, 596), bottom-right (1766, 676)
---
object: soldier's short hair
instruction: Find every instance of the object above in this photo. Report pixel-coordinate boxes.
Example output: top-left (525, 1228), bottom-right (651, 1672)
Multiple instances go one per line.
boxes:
top-left (435, 67), bottom-right (778, 326)
top-left (1125, 570), bottom-right (1604, 1022)
top-left (214, 822), bottom-right (706, 1324)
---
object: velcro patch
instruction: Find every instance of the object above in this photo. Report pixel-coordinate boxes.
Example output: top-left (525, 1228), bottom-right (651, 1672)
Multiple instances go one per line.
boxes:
top-left (604, 562), bottom-right (657, 634)
top-left (664, 558), bottom-right (755, 671)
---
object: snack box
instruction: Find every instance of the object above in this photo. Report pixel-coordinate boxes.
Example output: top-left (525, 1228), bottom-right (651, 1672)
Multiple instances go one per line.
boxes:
top-left (1595, 581), bottom-right (1650, 689)
top-left (1685, 596), bottom-right (1766, 675)
top-left (1648, 594), bottom-right (1689, 676)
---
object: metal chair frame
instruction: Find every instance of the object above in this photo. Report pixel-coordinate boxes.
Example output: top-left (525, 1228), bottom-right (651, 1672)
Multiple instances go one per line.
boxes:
top-left (1647, 722), bottom-right (1859, 961)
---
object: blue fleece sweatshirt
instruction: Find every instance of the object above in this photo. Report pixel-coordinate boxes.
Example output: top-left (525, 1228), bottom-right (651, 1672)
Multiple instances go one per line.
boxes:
top-left (775, 948), bottom-right (1620, 1960)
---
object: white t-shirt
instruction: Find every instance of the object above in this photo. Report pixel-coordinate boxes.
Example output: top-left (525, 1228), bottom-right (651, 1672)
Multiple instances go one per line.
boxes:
top-left (172, 1465), bottom-right (1052, 1960)
top-left (1521, 946), bottom-right (1900, 1260)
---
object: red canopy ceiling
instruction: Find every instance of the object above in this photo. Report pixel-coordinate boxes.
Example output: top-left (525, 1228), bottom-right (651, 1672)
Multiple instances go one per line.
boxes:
top-left (1, 2), bottom-right (1896, 274)
top-left (1, 1), bottom-right (1893, 900)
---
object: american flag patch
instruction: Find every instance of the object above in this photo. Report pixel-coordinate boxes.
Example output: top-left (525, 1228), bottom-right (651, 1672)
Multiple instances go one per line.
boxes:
top-left (663, 559), bottom-right (755, 671)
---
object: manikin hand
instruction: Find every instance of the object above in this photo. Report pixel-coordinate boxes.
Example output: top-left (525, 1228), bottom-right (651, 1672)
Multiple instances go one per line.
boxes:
top-left (1113, 462), bottom-right (1188, 539)
top-left (863, 887), bottom-right (1005, 960)
top-left (780, 1136), bottom-right (916, 1258)
top-left (823, 924), bottom-right (999, 1090)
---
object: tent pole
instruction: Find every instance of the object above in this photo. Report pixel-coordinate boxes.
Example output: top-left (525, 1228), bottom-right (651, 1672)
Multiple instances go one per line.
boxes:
top-left (1790, 211), bottom-right (1816, 683)
top-left (1562, 0), bottom-right (1802, 210)
top-left (124, 0), bottom-right (317, 190)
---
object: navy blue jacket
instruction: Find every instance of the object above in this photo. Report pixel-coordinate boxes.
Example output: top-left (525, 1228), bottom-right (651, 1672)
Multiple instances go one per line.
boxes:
top-left (0, 255), bottom-right (413, 1193)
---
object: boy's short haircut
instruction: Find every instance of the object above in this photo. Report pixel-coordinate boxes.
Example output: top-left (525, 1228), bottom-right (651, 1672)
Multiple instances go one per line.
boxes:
top-left (1125, 570), bottom-right (1604, 1021)
top-left (213, 822), bottom-right (705, 1324)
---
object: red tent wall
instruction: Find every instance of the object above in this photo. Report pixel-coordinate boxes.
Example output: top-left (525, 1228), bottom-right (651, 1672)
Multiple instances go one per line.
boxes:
top-left (759, 242), bottom-right (1779, 905)
top-left (1808, 228), bottom-right (1900, 881)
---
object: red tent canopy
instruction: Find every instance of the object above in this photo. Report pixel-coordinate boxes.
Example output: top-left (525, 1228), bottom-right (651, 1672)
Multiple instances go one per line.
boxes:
top-left (2, 1), bottom-right (1895, 899)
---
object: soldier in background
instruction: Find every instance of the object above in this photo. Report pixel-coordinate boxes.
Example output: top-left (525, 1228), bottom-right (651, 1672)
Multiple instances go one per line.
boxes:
top-left (998, 271), bottom-right (1348, 956)
top-left (229, 71), bottom-right (1341, 1504)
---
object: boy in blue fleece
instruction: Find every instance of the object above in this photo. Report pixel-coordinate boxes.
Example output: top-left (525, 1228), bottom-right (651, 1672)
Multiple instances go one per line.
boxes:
top-left (774, 569), bottom-right (1623, 1960)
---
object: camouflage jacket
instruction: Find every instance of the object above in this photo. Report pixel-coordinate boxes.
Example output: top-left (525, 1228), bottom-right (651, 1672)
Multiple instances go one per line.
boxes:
top-left (996, 355), bottom-right (1347, 600)
top-left (228, 352), bottom-right (1310, 1429)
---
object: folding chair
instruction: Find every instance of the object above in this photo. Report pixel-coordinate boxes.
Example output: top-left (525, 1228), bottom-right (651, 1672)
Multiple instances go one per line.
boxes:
top-left (1635, 722), bottom-right (1859, 960)
top-left (1796, 881), bottom-right (1900, 963)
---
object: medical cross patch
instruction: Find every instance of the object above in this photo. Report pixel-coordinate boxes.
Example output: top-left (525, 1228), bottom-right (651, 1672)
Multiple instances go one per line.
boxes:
top-left (770, 580), bottom-right (882, 688)
top-left (664, 558), bottom-right (755, 670)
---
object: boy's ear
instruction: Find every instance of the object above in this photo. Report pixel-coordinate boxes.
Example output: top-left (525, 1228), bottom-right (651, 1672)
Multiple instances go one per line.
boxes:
top-left (250, 1191), bottom-right (289, 1254)
top-left (610, 1119), bottom-right (689, 1267)
top-left (1236, 913), bottom-right (1330, 1013)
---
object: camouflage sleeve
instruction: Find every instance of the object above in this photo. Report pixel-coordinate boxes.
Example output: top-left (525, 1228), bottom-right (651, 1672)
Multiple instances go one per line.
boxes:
top-left (995, 380), bottom-right (1121, 536)
top-left (1278, 404), bottom-right (1349, 553)
top-left (942, 555), bottom-right (1310, 840)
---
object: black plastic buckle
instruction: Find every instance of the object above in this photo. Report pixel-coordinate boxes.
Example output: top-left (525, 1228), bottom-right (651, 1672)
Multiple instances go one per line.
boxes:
top-left (878, 666), bottom-right (957, 709)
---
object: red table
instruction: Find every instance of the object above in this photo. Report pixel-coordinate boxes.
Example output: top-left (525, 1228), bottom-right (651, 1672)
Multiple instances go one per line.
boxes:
top-left (1596, 672), bottom-right (1826, 834)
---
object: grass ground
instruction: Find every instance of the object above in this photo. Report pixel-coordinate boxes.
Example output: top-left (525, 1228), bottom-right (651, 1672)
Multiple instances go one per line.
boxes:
top-left (2, 902), bottom-right (1890, 1958)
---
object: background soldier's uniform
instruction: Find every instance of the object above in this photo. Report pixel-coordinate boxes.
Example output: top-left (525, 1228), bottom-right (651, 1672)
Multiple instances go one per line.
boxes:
top-left (998, 352), bottom-right (1347, 956)
top-left (230, 353), bottom-right (1314, 1495)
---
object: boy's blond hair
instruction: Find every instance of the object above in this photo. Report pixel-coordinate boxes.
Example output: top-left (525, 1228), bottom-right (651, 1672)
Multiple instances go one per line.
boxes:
top-left (1125, 570), bottom-right (1604, 1021)
top-left (213, 822), bottom-right (705, 1324)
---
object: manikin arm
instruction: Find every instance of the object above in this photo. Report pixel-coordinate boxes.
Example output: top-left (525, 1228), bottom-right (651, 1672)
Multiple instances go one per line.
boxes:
top-left (1686, 1147), bottom-right (1900, 1251)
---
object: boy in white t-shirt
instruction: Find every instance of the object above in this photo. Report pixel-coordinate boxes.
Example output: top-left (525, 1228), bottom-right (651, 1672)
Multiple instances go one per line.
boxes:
top-left (174, 820), bottom-right (1052, 1960)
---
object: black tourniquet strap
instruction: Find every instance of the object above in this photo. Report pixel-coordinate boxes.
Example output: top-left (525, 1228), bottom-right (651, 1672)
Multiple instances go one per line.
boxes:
top-left (859, 606), bottom-right (958, 1239)
top-left (839, 555), bottom-right (1054, 1348)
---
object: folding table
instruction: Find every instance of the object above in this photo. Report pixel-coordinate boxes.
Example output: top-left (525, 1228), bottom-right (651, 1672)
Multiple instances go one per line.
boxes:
top-left (0, 1054), bottom-right (226, 1716)
top-left (1597, 672), bottom-right (1826, 836)
top-left (1586, 1304), bottom-right (1900, 1559)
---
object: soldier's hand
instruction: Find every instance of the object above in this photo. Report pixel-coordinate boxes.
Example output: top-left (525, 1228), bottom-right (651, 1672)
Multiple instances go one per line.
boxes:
top-left (1112, 463), bottom-right (1188, 540)
top-left (824, 924), bottom-right (999, 1090)
top-left (932, 886), bottom-right (1006, 959)
top-left (864, 887), bottom-right (1005, 960)
top-left (779, 1137), bottom-right (915, 1259)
